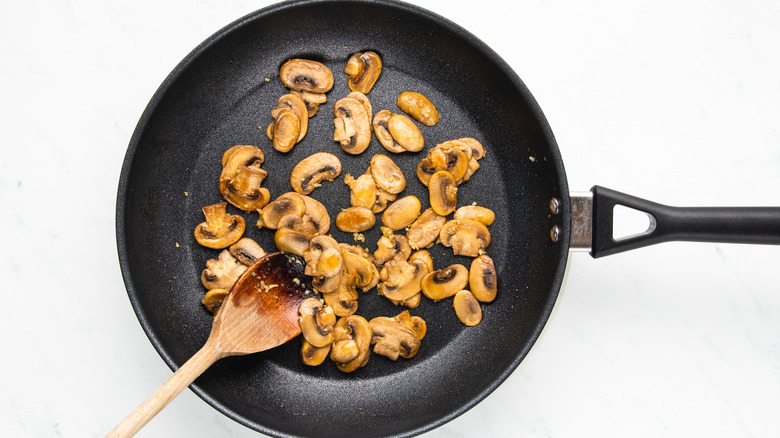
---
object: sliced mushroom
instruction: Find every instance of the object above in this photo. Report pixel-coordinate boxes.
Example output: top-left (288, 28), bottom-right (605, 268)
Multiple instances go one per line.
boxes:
top-left (274, 227), bottom-right (312, 257)
top-left (276, 214), bottom-right (319, 239)
top-left (369, 316), bottom-right (421, 360)
top-left (335, 207), bottom-right (376, 233)
top-left (347, 91), bottom-right (373, 122)
top-left (290, 152), bottom-right (342, 195)
top-left (416, 141), bottom-right (471, 186)
top-left (391, 310), bottom-right (427, 340)
top-left (271, 93), bottom-right (309, 142)
top-left (298, 297), bottom-right (337, 348)
top-left (256, 192), bottom-right (306, 230)
top-left (378, 257), bottom-right (428, 304)
top-left (200, 249), bottom-right (247, 290)
top-left (220, 145), bottom-right (265, 181)
top-left (344, 51), bottom-right (382, 94)
top-left (228, 237), bottom-right (265, 266)
top-left (333, 97), bottom-right (372, 154)
top-left (301, 339), bottom-right (331, 366)
top-left (344, 173), bottom-right (378, 209)
top-left (373, 226), bottom-right (412, 268)
top-left (388, 113), bottom-right (425, 152)
top-left (458, 137), bottom-right (485, 160)
top-left (271, 108), bottom-right (301, 153)
top-left (322, 274), bottom-right (359, 317)
top-left (396, 91), bottom-right (440, 126)
top-left (304, 235), bottom-right (343, 293)
top-left (330, 314), bottom-right (372, 372)
top-left (292, 90), bottom-right (328, 117)
top-left (280, 58), bottom-right (334, 94)
top-left (372, 109), bottom-right (405, 153)
top-left (219, 164), bottom-right (271, 211)
top-left (409, 250), bottom-right (434, 273)
top-left (201, 288), bottom-right (229, 315)
top-left (470, 255), bottom-right (497, 303)
top-left (341, 247), bottom-right (380, 292)
top-left (381, 195), bottom-right (422, 231)
top-left (194, 202), bottom-right (245, 249)
top-left (370, 154), bottom-right (406, 194)
top-left (421, 264), bottom-right (469, 301)
top-left (406, 208), bottom-right (447, 250)
top-left (372, 187), bottom-right (397, 213)
top-left (439, 219), bottom-right (491, 257)
top-left (453, 290), bottom-right (482, 326)
top-left (428, 171), bottom-right (458, 216)
top-left (454, 205), bottom-right (495, 226)
top-left (298, 194), bottom-right (331, 234)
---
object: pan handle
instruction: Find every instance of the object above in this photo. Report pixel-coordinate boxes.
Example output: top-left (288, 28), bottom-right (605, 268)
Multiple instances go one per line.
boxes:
top-left (572, 186), bottom-right (780, 258)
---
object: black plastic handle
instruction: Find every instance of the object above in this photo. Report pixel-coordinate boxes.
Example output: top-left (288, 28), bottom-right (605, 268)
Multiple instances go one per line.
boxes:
top-left (590, 186), bottom-right (780, 258)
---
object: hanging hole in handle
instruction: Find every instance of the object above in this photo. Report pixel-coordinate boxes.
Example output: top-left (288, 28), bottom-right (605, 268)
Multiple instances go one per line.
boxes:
top-left (612, 205), bottom-right (657, 241)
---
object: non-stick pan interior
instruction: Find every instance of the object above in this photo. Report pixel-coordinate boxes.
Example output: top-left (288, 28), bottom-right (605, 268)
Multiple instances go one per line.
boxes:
top-left (117, 1), bottom-right (570, 436)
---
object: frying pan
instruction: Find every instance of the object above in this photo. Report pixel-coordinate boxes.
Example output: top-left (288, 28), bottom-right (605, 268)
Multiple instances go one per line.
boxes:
top-left (115, 0), bottom-right (780, 436)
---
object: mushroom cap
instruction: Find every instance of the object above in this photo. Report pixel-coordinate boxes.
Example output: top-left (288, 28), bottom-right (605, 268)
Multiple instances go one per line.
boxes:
top-left (387, 113), bottom-right (424, 152)
top-left (372, 110), bottom-right (406, 153)
top-left (298, 194), bottom-right (331, 234)
top-left (453, 290), bottom-right (483, 326)
top-left (200, 249), bottom-right (247, 290)
top-left (271, 93), bottom-right (309, 141)
top-left (369, 316), bottom-right (421, 360)
top-left (396, 91), bottom-right (440, 127)
top-left (274, 227), bottom-right (312, 257)
top-left (406, 208), bottom-right (447, 250)
top-left (469, 254), bottom-right (497, 303)
top-left (272, 108), bottom-right (301, 153)
top-left (298, 297), bottom-right (336, 348)
top-left (416, 141), bottom-right (471, 186)
top-left (378, 258), bottom-right (428, 303)
top-left (345, 173), bottom-right (378, 210)
top-left (341, 249), bottom-right (380, 292)
top-left (335, 206), bottom-right (376, 233)
top-left (280, 58), bottom-right (334, 93)
top-left (219, 165), bottom-right (271, 211)
top-left (257, 192), bottom-right (307, 230)
top-left (201, 288), bottom-right (229, 315)
top-left (304, 235), bottom-right (343, 293)
top-left (381, 195), bottom-right (422, 231)
top-left (369, 154), bottom-right (406, 194)
top-left (421, 264), bottom-right (469, 301)
top-left (228, 237), bottom-right (266, 266)
top-left (290, 152), bottom-right (342, 195)
top-left (330, 314), bottom-right (372, 372)
top-left (428, 171), bottom-right (458, 216)
top-left (439, 219), bottom-right (491, 257)
top-left (322, 274), bottom-right (359, 317)
top-left (301, 339), bottom-right (331, 366)
top-left (454, 205), bottom-right (495, 226)
top-left (373, 227), bottom-right (412, 268)
top-left (344, 51), bottom-right (382, 94)
top-left (391, 310), bottom-right (427, 340)
top-left (347, 91), bottom-right (373, 122)
top-left (194, 202), bottom-right (246, 249)
top-left (220, 145), bottom-right (265, 179)
top-left (333, 97), bottom-right (371, 154)
top-left (458, 137), bottom-right (485, 160)
top-left (409, 250), bottom-right (434, 273)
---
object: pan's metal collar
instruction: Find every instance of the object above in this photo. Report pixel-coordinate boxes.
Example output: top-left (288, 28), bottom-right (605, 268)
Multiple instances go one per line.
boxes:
top-left (570, 192), bottom-right (593, 251)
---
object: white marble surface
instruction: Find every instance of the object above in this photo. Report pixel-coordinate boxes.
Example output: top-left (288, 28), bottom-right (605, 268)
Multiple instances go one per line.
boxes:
top-left (2, 0), bottom-right (779, 436)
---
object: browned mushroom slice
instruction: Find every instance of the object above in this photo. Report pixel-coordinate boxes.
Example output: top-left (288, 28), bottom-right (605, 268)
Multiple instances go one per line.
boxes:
top-left (201, 288), bottom-right (229, 315)
top-left (298, 194), bottom-right (331, 235)
top-left (439, 219), bottom-right (491, 257)
top-left (280, 58), bottom-right (334, 94)
top-left (373, 226), bottom-right (412, 268)
top-left (220, 145), bottom-right (265, 179)
top-left (387, 113), bottom-right (424, 152)
top-left (372, 109), bottom-right (404, 153)
top-left (458, 137), bottom-right (485, 160)
top-left (406, 208), bottom-right (447, 250)
top-left (256, 192), bottom-right (306, 230)
top-left (276, 214), bottom-right (319, 239)
top-left (421, 264), bottom-right (469, 301)
top-left (335, 206), bottom-right (376, 233)
top-left (200, 249), bottom-right (247, 290)
top-left (333, 97), bottom-right (371, 154)
top-left (409, 250), bottom-right (434, 273)
top-left (194, 202), bottom-right (245, 249)
top-left (271, 93), bottom-right (309, 142)
top-left (344, 51), bottom-right (382, 94)
top-left (416, 141), bottom-right (471, 186)
top-left (470, 255), bottom-right (497, 303)
top-left (378, 257), bottom-right (428, 304)
top-left (292, 90), bottom-right (328, 117)
top-left (290, 152), bottom-right (342, 195)
top-left (303, 235), bottom-right (343, 293)
top-left (391, 310), bottom-right (427, 340)
top-left (369, 154), bottom-right (406, 194)
top-left (372, 187), bottom-right (397, 213)
top-left (344, 173), bottom-right (378, 210)
top-left (396, 91), bottom-right (440, 126)
top-left (274, 227), bottom-right (312, 257)
top-left (453, 290), bottom-right (482, 326)
top-left (322, 274), bottom-right (359, 317)
top-left (341, 248), bottom-right (380, 292)
top-left (220, 164), bottom-right (271, 211)
top-left (301, 339), bottom-right (331, 366)
top-left (381, 195), bottom-right (422, 231)
top-left (428, 171), bottom-right (458, 216)
top-left (347, 91), bottom-right (373, 122)
top-left (298, 297), bottom-right (337, 348)
top-left (330, 314), bottom-right (372, 372)
top-left (454, 205), bottom-right (495, 226)
top-left (228, 238), bottom-right (265, 266)
top-left (271, 108), bottom-right (301, 153)
top-left (369, 316), bottom-right (421, 360)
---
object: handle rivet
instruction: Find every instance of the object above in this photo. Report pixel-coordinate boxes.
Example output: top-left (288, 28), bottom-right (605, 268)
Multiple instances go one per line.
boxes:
top-left (549, 198), bottom-right (560, 215)
top-left (550, 225), bottom-right (560, 243)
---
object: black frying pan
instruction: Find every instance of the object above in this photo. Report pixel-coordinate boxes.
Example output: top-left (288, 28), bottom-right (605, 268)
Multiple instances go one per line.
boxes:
top-left (115, 1), bottom-right (780, 437)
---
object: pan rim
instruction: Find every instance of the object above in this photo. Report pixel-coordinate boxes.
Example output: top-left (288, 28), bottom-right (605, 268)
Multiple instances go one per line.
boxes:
top-left (115, 0), bottom-right (572, 436)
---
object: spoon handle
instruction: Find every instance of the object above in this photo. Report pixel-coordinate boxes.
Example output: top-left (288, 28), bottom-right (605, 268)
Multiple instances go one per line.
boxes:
top-left (106, 343), bottom-right (224, 437)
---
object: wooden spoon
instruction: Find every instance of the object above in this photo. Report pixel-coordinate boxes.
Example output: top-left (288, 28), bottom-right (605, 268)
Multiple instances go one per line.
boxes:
top-left (108, 252), bottom-right (315, 437)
